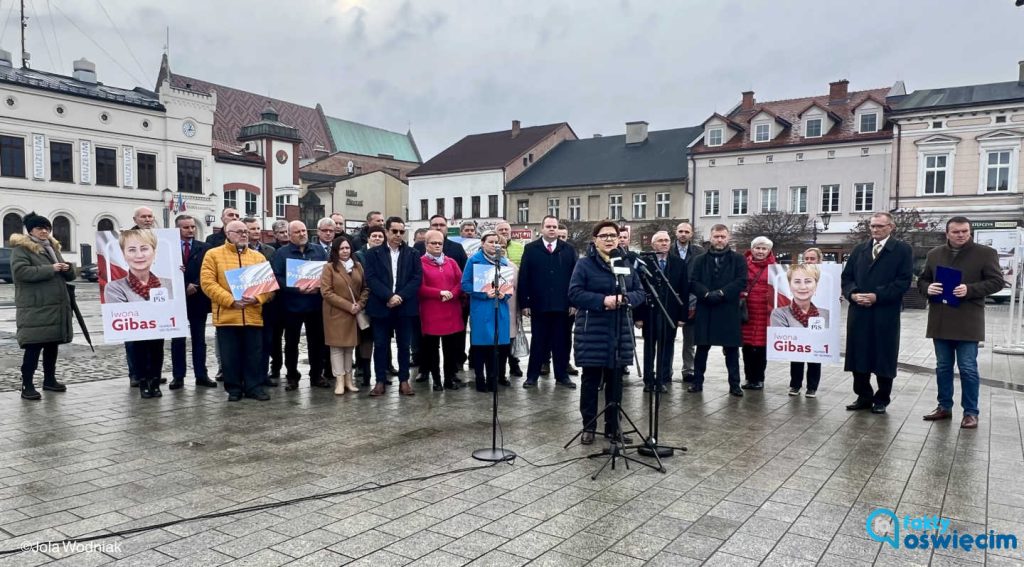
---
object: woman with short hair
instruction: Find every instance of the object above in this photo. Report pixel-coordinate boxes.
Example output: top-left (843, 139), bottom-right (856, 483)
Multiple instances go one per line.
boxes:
top-left (419, 230), bottom-right (465, 391)
top-left (461, 231), bottom-right (512, 392)
top-left (740, 235), bottom-right (778, 390)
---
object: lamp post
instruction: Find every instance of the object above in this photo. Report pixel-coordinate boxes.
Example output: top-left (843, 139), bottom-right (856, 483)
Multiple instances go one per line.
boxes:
top-left (812, 213), bottom-right (832, 245)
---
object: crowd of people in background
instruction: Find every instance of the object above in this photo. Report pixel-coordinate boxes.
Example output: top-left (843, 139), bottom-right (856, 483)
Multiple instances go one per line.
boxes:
top-left (11, 208), bottom-right (1002, 433)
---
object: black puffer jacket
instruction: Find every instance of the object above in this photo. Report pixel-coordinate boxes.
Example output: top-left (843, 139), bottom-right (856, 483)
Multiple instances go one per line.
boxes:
top-left (568, 245), bottom-right (645, 368)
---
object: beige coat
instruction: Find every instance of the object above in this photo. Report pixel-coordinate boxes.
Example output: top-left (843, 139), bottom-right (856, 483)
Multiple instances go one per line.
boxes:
top-left (322, 262), bottom-right (368, 347)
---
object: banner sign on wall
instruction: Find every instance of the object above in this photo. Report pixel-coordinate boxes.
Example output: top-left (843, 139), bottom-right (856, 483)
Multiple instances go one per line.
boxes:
top-left (766, 263), bottom-right (842, 364)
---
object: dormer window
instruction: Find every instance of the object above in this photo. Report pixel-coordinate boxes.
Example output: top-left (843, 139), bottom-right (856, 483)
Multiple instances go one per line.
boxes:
top-left (707, 128), bottom-right (723, 147)
top-left (860, 113), bottom-right (879, 133)
top-left (805, 118), bottom-right (822, 138)
top-left (754, 123), bottom-right (770, 143)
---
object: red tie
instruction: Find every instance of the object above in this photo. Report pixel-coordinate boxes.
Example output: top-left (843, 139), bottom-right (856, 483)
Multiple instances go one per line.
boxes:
top-left (183, 240), bottom-right (191, 264)
top-left (547, 242), bottom-right (554, 253)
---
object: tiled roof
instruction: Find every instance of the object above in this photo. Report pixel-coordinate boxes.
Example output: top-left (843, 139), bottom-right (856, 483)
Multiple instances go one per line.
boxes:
top-left (0, 65), bottom-right (163, 110)
top-left (890, 81), bottom-right (1024, 113)
top-left (324, 116), bottom-right (421, 163)
top-left (692, 87), bottom-right (892, 154)
top-left (506, 126), bottom-right (703, 191)
top-left (409, 123), bottom-right (572, 177)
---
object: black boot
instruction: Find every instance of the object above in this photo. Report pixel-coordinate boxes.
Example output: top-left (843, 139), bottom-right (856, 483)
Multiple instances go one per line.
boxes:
top-left (42, 376), bottom-right (67, 392)
top-left (21, 375), bottom-right (40, 400)
top-left (432, 374), bottom-right (443, 392)
top-left (444, 375), bottom-right (459, 390)
top-left (140, 379), bottom-right (153, 399)
top-left (150, 377), bottom-right (163, 398)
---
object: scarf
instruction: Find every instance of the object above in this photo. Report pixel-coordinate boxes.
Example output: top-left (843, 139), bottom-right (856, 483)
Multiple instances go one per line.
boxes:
top-left (128, 272), bottom-right (162, 301)
top-left (790, 302), bottom-right (820, 328)
top-left (29, 234), bottom-right (58, 263)
top-left (342, 258), bottom-right (355, 273)
top-left (426, 252), bottom-right (445, 266)
top-left (483, 251), bottom-right (501, 264)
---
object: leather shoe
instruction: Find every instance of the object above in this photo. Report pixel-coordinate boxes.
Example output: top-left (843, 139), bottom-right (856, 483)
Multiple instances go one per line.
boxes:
top-left (245, 390), bottom-right (271, 401)
top-left (369, 382), bottom-right (386, 397)
top-left (846, 400), bottom-right (872, 411)
top-left (522, 380), bottom-right (537, 389)
top-left (312, 378), bottom-right (332, 389)
top-left (168, 379), bottom-right (184, 390)
top-left (686, 385), bottom-right (703, 393)
top-left (556, 379), bottom-right (577, 389)
top-left (498, 377), bottom-right (511, 387)
top-left (129, 378), bottom-right (140, 388)
top-left (581, 431), bottom-right (595, 445)
top-left (682, 373), bottom-right (694, 383)
top-left (196, 378), bottom-right (218, 388)
top-left (923, 407), bottom-right (952, 421)
top-left (399, 382), bottom-right (415, 396)
top-left (871, 403), bottom-right (887, 414)
top-left (960, 415), bottom-right (978, 429)
top-left (227, 393), bottom-right (242, 402)
top-left (741, 382), bottom-right (763, 390)
top-left (42, 381), bottom-right (67, 392)
top-left (284, 381), bottom-right (299, 391)
top-left (21, 386), bottom-right (41, 400)
top-left (729, 387), bottom-right (743, 397)
top-left (567, 365), bottom-right (579, 376)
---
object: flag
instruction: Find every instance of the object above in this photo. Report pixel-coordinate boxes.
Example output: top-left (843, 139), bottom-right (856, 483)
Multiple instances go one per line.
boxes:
top-left (167, 193), bottom-right (175, 212)
top-left (177, 193), bottom-right (187, 212)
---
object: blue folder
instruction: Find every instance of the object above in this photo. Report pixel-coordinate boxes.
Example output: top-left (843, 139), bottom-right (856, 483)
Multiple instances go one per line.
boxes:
top-left (934, 265), bottom-right (961, 307)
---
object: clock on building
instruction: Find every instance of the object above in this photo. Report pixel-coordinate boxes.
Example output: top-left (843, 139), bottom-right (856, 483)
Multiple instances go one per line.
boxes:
top-left (276, 150), bottom-right (288, 164)
top-left (182, 120), bottom-right (197, 138)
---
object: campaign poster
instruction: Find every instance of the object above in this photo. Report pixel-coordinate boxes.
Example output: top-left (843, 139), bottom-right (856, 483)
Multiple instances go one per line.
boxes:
top-left (226, 263), bottom-right (280, 300)
top-left (472, 263), bottom-right (515, 295)
top-left (766, 263), bottom-right (841, 364)
top-left (97, 228), bottom-right (189, 343)
top-left (451, 236), bottom-right (481, 257)
top-left (285, 258), bottom-right (325, 287)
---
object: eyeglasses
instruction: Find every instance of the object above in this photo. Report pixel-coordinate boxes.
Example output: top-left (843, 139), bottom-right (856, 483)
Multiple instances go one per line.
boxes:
top-left (390, 229), bottom-right (406, 235)
top-left (596, 234), bottom-right (618, 240)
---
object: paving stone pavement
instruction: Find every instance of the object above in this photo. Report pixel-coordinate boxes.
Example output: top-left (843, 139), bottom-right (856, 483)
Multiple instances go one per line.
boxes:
top-left (0, 282), bottom-right (1023, 565)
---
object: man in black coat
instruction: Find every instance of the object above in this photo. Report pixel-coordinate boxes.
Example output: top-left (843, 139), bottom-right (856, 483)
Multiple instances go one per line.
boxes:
top-left (364, 216), bottom-right (423, 396)
top-left (518, 215), bottom-right (579, 389)
top-left (842, 211), bottom-right (913, 414)
top-left (349, 210), bottom-right (385, 254)
top-left (636, 231), bottom-right (687, 393)
top-left (205, 207), bottom-right (240, 248)
top-left (673, 222), bottom-right (705, 383)
top-left (688, 224), bottom-right (747, 396)
top-left (170, 215), bottom-right (218, 390)
top-left (413, 214), bottom-right (468, 269)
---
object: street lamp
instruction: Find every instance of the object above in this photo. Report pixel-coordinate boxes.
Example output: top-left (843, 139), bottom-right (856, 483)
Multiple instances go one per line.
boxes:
top-left (812, 213), bottom-right (832, 244)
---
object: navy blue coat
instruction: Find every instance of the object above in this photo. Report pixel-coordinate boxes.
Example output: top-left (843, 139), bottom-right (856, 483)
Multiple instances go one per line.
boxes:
top-left (363, 243), bottom-right (423, 318)
top-left (270, 243), bottom-right (328, 313)
top-left (517, 238), bottom-right (577, 313)
top-left (569, 246), bottom-right (645, 369)
top-left (179, 238), bottom-right (211, 317)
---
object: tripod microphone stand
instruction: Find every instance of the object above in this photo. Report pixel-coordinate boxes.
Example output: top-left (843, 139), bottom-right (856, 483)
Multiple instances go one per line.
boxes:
top-left (633, 258), bottom-right (688, 458)
top-left (473, 246), bottom-right (516, 463)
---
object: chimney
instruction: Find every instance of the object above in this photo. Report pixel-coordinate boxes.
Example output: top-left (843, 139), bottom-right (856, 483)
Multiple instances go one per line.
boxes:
top-left (625, 121), bottom-right (649, 145)
top-left (0, 49), bottom-right (11, 68)
top-left (312, 144), bottom-right (329, 160)
top-left (741, 91), bottom-right (755, 111)
top-left (829, 79), bottom-right (849, 102)
top-left (511, 119), bottom-right (521, 138)
top-left (72, 58), bottom-right (97, 84)
top-left (1019, 60), bottom-right (1024, 84)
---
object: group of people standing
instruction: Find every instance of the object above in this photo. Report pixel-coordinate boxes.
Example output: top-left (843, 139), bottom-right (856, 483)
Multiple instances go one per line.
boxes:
top-left (12, 208), bottom-right (1002, 431)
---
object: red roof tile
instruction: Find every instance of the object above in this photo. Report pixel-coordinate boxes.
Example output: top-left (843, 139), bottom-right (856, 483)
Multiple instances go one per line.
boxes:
top-left (693, 88), bottom-right (892, 154)
top-left (409, 123), bottom-right (574, 177)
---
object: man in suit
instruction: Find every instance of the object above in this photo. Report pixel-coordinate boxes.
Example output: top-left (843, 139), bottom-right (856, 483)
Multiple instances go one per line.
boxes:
top-left (688, 224), bottom-right (747, 396)
top-left (244, 217), bottom-right (277, 387)
top-left (364, 216), bottom-right (423, 396)
top-left (637, 231), bottom-right (687, 393)
top-left (842, 211), bottom-right (913, 415)
top-left (518, 215), bottom-right (578, 389)
top-left (673, 222), bottom-right (705, 383)
top-left (170, 215), bottom-right (218, 390)
top-left (270, 221), bottom-right (329, 391)
top-left (205, 208), bottom-right (240, 248)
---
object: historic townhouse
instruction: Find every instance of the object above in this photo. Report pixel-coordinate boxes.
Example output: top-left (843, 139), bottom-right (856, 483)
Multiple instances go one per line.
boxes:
top-left (689, 80), bottom-right (904, 258)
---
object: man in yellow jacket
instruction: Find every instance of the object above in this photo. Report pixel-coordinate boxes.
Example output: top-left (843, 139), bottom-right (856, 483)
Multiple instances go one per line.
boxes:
top-left (201, 220), bottom-right (275, 402)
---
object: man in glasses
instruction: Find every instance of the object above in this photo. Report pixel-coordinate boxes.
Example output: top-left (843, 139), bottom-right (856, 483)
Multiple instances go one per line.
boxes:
top-left (270, 221), bottom-right (329, 391)
top-left (205, 208), bottom-right (240, 248)
top-left (414, 215), bottom-right (468, 269)
top-left (315, 218), bottom-right (335, 255)
top-left (364, 216), bottom-right (423, 396)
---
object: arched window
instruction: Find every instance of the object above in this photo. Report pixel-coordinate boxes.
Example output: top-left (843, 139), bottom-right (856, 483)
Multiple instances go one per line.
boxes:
top-left (97, 218), bottom-right (114, 232)
top-left (3, 212), bottom-right (22, 245)
top-left (52, 215), bottom-right (72, 250)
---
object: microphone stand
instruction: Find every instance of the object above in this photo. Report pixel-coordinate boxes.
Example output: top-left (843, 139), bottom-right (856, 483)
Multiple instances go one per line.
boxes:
top-left (473, 246), bottom-right (516, 463)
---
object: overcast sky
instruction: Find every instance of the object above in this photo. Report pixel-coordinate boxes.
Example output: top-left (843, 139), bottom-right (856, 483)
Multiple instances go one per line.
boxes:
top-left (8, 0), bottom-right (1024, 159)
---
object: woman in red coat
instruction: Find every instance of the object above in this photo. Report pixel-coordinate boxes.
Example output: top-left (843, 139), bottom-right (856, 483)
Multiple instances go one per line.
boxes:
top-left (740, 236), bottom-right (781, 390)
top-left (418, 230), bottom-right (465, 391)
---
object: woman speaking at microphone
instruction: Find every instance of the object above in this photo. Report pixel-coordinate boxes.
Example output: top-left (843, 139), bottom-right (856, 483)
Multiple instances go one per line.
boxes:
top-left (568, 221), bottom-right (645, 445)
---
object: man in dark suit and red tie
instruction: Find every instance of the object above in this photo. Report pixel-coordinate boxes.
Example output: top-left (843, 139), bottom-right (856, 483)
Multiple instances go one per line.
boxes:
top-left (170, 214), bottom-right (218, 390)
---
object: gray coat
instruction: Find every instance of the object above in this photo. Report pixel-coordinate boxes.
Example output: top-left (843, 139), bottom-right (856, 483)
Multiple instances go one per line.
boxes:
top-left (11, 233), bottom-right (76, 347)
top-left (917, 240), bottom-right (1003, 342)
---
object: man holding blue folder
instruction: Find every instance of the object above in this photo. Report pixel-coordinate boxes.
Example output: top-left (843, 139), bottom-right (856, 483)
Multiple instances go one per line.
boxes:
top-left (918, 216), bottom-right (1004, 429)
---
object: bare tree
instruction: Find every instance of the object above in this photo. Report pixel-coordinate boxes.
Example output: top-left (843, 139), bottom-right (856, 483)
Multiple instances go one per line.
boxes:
top-left (734, 211), bottom-right (810, 253)
top-left (846, 208), bottom-right (944, 254)
top-left (560, 219), bottom-right (595, 254)
top-left (635, 218), bottom-right (688, 250)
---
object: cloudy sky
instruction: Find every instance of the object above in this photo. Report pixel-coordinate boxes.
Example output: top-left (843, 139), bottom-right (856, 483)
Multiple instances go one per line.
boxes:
top-left (10, 0), bottom-right (1024, 159)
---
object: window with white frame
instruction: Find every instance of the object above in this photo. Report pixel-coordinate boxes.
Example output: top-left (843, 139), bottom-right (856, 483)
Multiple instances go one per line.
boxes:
top-left (760, 187), bottom-right (778, 213)
top-left (821, 184), bottom-right (840, 213)
top-left (707, 128), bottom-right (723, 147)
top-left (859, 113), bottom-right (879, 133)
top-left (244, 192), bottom-right (258, 217)
top-left (609, 194), bottom-right (623, 219)
top-left (790, 186), bottom-right (807, 214)
top-left (854, 183), bottom-right (874, 212)
top-left (754, 123), bottom-right (770, 143)
top-left (985, 150), bottom-right (1012, 192)
top-left (275, 195), bottom-right (289, 218)
top-left (568, 196), bottom-right (581, 221)
top-left (632, 193), bottom-right (647, 219)
top-left (805, 118), bottom-right (822, 138)
top-left (656, 192), bottom-right (670, 218)
top-left (732, 189), bottom-right (748, 215)
top-left (704, 190), bottom-right (719, 216)
top-left (547, 197), bottom-right (560, 218)
top-left (923, 154), bottom-right (949, 194)
top-left (517, 199), bottom-right (529, 224)
top-left (224, 190), bottom-right (237, 211)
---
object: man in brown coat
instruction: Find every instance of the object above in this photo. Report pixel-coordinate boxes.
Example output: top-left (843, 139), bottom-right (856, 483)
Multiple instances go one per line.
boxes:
top-left (917, 216), bottom-right (1004, 429)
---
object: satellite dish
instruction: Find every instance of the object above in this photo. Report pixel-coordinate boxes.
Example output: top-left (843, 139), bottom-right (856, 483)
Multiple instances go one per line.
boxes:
top-left (346, 161), bottom-right (354, 174)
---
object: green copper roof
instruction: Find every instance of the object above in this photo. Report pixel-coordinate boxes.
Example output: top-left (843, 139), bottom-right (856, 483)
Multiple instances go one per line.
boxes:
top-left (324, 116), bottom-right (421, 163)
